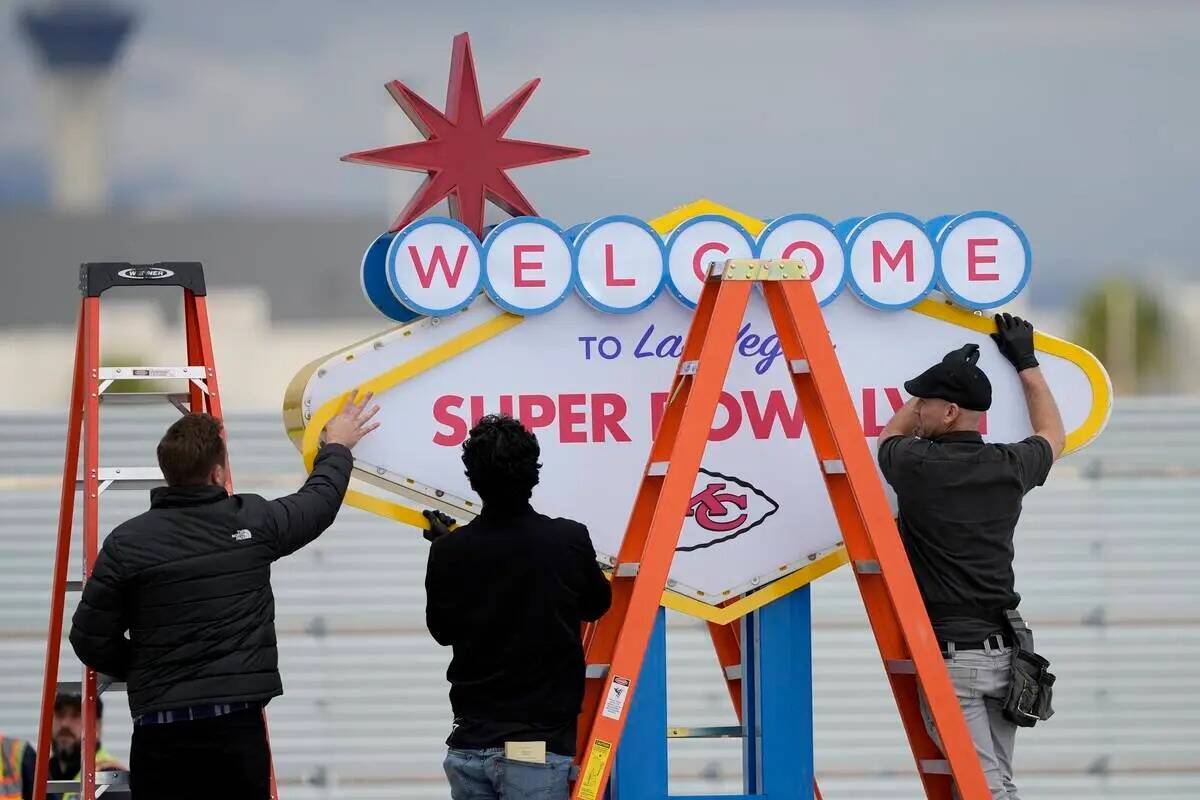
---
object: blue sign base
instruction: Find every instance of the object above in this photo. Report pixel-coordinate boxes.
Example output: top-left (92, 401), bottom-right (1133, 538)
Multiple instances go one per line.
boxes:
top-left (610, 586), bottom-right (815, 800)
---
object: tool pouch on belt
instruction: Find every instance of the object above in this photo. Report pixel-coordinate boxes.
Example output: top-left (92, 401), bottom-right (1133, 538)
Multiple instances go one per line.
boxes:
top-left (1002, 609), bottom-right (1055, 727)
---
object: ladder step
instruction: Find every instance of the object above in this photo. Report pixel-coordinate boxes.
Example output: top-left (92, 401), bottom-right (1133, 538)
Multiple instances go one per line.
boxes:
top-left (49, 771), bottom-right (129, 794)
top-left (98, 391), bottom-right (190, 407)
top-left (98, 366), bottom-right (206, 381)
top-left (821, 459), bottom-right (846, 474)
top-left (77, 467), bottom-right (165, 492)
top-left (919, 759), bottom-right (952, 775)
top-left (853, 559), bottom-right (881, 574)
top-left (885, 659), bottom-right (916, 675)
top-left (614, 563), bottom-right (640, 578)
top-left (723, 664), bottom-right (743, 681)
top-left (790, 358), bottom-right (810, 373)
top-left (646, 462), bottom-right (669, 477)
top-left (678, 360), bottom-right (699, 375)
top-left (585, 664), bottom-right (610, 679)
top-left (667, 725), bottom-right (742, 739)
top-left (58, 679), bottom-right (126, 694)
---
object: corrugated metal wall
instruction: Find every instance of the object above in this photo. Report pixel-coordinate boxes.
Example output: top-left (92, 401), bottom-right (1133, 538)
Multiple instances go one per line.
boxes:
top-left (2, 400), bottom-right (1198, 798)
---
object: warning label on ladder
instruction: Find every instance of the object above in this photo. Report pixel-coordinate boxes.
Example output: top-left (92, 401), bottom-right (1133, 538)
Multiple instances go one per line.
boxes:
top-left (577, 738), bottom-right (612, 800)
top-left (601, 676), bottom-right (631, 720)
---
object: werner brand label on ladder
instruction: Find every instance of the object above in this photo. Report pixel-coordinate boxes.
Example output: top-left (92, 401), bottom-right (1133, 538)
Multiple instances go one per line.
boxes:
top-left (31, 263), bottom-right (280, 800)
top-left (571, 258), bottom-right (992, 800)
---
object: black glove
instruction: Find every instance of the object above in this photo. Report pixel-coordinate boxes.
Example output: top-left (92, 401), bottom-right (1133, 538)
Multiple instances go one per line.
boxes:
top-left (422, 509), bottom-right (456, 543)
top-left (991, 312), bottom-right (1039, 371)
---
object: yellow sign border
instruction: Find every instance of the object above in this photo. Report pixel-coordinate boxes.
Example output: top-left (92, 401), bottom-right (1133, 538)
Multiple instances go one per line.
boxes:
top-left (287, 198), bottom-right (1110, 624)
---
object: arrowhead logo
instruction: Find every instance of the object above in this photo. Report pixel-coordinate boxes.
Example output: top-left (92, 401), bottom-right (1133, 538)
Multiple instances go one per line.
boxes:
top-left (679, 468), bottom-right (779, 552)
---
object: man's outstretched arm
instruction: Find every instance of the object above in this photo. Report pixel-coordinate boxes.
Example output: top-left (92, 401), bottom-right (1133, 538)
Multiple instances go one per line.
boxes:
top-left (992, 313), bottom-right (1065, 460)
top-left (1019, 367), bottom-right (1065, 459)
top-left (263, 392), bottom-right (380, 557)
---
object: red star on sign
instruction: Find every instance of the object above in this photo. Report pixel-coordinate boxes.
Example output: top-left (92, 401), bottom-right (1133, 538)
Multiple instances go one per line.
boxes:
top-left (341, 32), bottom-right (589, 238)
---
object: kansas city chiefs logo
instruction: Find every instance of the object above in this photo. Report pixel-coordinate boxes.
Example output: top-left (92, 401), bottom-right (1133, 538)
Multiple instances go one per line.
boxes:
top-left (677, 468), bottom-right (780, 552)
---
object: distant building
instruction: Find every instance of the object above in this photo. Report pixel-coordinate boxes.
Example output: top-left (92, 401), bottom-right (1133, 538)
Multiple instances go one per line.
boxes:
top-left (18, 1), bottom-right (137, 212)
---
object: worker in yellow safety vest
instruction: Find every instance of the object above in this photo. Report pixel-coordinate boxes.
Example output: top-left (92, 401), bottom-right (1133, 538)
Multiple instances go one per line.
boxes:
top-left (47, 693), bottom-right (125, 800)
top-left (0, 733), bottom-right (34, 800)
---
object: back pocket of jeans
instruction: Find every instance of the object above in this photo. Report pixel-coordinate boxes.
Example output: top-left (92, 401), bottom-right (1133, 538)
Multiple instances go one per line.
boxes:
top-left (499, 757), bottom-right (570, 800)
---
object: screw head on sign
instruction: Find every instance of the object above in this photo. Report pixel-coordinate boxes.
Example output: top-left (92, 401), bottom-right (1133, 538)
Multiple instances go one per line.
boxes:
top-left (317, 369), bottom-right (326, 378)
top-left (751, 577), bottom-right (760, 585)
top-left (373, 341), bottom-right (384, 350)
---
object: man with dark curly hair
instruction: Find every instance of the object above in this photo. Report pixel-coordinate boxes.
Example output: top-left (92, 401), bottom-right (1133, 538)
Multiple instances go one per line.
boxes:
top-left (423, 414), bottom-right (612, 800)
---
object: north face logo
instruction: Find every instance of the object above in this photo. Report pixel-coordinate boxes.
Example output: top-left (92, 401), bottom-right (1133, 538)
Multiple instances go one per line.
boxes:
top-left (677, 468), bottom-right (779, 552)
top-left (232, 530), bottom-right (252, 541)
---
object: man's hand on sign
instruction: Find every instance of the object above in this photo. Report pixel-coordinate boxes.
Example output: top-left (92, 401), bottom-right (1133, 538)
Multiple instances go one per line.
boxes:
top-left (991, 313), bottom-right (1039, 372)
top-left (322, 391), bottom-right (381, 449)
top-left (423, 509), bottom-right (456, 543)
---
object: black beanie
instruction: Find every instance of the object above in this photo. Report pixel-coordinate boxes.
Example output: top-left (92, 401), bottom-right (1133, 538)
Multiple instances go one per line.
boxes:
top-left (904, 344), bottom-right (992, 412)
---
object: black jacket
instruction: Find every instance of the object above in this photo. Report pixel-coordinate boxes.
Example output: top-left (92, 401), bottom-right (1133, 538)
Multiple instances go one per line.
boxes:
top-left (69, 443), bottom-right (352, 717)
top-left (425, 501), bottom-right (612, 728)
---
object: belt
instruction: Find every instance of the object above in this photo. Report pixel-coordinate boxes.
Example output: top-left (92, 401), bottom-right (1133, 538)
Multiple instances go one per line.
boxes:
top-left (134, 701), bottom-right (261, 727)
top-left (940, 633), bottom-right (1009, 656)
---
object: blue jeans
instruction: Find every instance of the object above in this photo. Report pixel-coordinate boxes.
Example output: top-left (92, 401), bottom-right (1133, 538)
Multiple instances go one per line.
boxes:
top-left (444, 747), bottom-right (574, 800)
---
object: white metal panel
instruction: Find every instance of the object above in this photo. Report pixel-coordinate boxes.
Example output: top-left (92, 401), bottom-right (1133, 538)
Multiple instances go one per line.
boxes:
top-left (1, 401), bottom-right (1197, 799)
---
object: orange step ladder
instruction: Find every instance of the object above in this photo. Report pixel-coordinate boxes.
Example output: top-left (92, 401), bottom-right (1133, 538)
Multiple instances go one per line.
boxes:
top-left (572, 258), bottom-right (991, 800)
top-left (32, 262), bottom-right (279, 800)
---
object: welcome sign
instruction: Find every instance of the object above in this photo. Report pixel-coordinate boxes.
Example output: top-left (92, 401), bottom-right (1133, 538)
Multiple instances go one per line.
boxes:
top-left (286, 199), bottom-right (1110, 623)
top-left (360, 208), bottom-right (1031, 321)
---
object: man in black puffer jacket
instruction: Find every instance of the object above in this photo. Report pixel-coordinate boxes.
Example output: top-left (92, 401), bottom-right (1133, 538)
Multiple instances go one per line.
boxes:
top-left (69, 393), bottom-right (379, 799)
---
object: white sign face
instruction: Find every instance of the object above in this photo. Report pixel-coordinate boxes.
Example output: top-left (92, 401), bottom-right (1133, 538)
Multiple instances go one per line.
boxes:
top-left (294, 291), bottom-right (1110, 604)
top-left (574, 216), bottom-right (666, 313)
top-left (386, 219), bottom-right (482, 315)
top-left (936, 212), bottom-right (1031, 309)
top-left (665, 216), bottom-right (755, 308)
top-left (756, 214), bottom-right (847, 306)
top-left (483, 218), bottom-right (573, 315)
top-left (846, 213), bottom-right (937, 309)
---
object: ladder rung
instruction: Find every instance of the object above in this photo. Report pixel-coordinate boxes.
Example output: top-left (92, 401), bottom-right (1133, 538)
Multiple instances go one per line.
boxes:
top-left (790, 358), bottom-right (810, 373)
top-left (646, 462), bottom-right (668, 477)
top-left (614, 562), bottom-right (640, 578)
top-left (98, 391), bottom-right (190, 406)
top-left (49, 771), bottom-right (129, 794)
top-left (67, 580), bottom-right (84, 591)
top-left (821, 459), bottom-right (846, 474)
top-left (585, 664), bottom-right (610, 679)
top-left (723, 664), bottom-right (743, 681)
top-left (678, 360), bottom-right (699, 375)
top-left (98, 366), bottom-right (206, 381)
top-left (667, 725), bottom-right (742, 739)
top-left (919, 759), bottom-right (952, 775)
top-left (58, 679), bottom-right (127, 694)
top-left (853, 559), bottom-right (881, 574)
top-left (78, 467), bottom-right (165, 493)
top-left (885, 659), bottom-right (916, 675)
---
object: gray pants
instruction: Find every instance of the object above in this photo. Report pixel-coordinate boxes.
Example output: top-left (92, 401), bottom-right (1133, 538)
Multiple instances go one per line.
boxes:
top-left (920, 644), bottom-right (1019, 800)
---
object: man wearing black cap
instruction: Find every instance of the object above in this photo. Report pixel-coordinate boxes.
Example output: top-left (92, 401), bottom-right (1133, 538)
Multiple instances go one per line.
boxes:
top-left (46, 693), bottom-right (125, 799)
top-left (877, 313), bottom-right (1065, 800)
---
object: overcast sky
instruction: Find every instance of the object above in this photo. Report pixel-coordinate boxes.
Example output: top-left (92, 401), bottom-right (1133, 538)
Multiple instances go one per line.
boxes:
top-left (2, 1), bottom-right (1199, 300)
